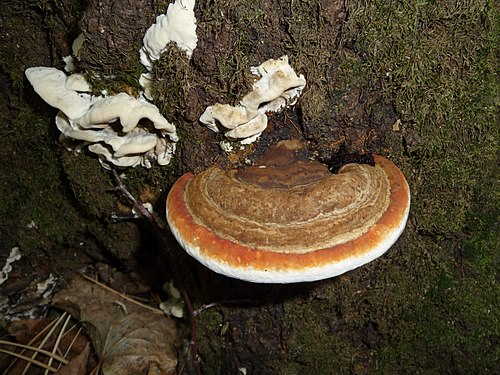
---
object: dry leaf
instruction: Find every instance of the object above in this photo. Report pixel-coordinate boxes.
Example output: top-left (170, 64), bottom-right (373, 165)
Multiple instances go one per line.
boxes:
top-left (55, 343), bottom-right (91, 375)
top-left (6, 318), bottom-right (50, 344)
top-left (52, 276), bottom-right (179, 375)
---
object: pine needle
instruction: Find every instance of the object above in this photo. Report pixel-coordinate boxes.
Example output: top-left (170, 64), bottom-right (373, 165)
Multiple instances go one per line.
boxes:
top-left (0, 340), bottom-right (69, 364)
top-left (82, 274), bottom-right (164, 315)
top-left (0, 348), bottom-right (59, 373)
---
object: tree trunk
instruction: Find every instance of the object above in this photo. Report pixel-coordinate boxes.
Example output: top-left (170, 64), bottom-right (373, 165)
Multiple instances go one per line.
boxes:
top-left (1, 0), bottom-right (497, 374)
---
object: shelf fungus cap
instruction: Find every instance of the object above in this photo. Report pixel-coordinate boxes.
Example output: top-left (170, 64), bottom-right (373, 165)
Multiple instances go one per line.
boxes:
top-left (166, 141), bottom-right (410, 283)
top-left (25, 67), bottom-right (93, 119)
top-left (140, 0), bottom-right (197, 71)
top-left (199, 56), bottom-right (305, 144)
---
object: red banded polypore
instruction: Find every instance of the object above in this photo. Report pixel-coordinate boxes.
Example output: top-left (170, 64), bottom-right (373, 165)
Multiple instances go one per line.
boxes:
top-left (166, 141), bottom-right (410, 283)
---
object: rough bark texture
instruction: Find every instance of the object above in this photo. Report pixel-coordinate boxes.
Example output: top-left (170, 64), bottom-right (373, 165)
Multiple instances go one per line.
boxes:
top-left (78, 0), bottom-right (158, 74)
top-left (0, 0), bottom-right (497, 374)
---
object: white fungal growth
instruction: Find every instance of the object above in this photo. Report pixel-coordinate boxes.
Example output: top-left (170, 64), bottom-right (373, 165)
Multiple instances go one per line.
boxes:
top-left (219, 140), bottom-right (234, 153)
top-left (36, 274), bottom-right (57, 299)
top-left (25, 67), bottom-right (178, 169)
top-left (0, 247), bottom-right (22, 286)
top-left (26, 2), bottom-right (197, 169)
top-left (160, 281), bottom-right (184, 318)
top-left (199, 56), bottom-right (306, 144)
top-left (140, 0), bottom-right (198, 72)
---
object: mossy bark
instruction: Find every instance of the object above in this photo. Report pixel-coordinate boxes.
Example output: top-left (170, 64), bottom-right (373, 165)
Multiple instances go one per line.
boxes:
top-left (0, 0), bottom-right (497, 374)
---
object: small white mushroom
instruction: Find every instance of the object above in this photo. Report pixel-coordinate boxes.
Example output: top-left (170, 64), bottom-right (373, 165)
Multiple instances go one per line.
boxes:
top-left (155, 138), bottom-right (176, 166)
top-left (139, 73), bottom-right (154, 100)
top-left (224, 113), bottom-right (268, 141)
top-left (72, 33), bottom-right (85, 60)
top-left (74, 93), bottom-right (177, 141)
top-left (55, 112), bottom-right (113, 143)
top-left (65, 73), bottom-right (92, 92)
top-left (88, 144), bottom-right (144, 169)
top-left (199, 103), bottom-right (255, 132)
top-left (105, 128), bottom-right (159, 158)
top-left (241, 56), bottom-right (306, 113)
top-left (219, 140), bottom-right (234, 153)
top-left (63, 56), bottom-right (75, 73)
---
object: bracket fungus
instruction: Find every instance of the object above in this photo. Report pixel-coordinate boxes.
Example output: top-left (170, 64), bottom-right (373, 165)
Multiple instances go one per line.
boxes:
top-left (200, 56), bottom-right (306, 144)
top-left (25, 67), bottom-right (177, 169)
top-left (138, 0), bottom-right (197, 100)
top-left (166, 140), bottom-right (410, 283)
top-left (140, 0), bottom-right (197, 72)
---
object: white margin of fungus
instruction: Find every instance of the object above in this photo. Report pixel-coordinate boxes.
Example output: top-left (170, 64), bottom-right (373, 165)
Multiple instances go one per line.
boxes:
top-left (167, 182), bottom-right (410, 284)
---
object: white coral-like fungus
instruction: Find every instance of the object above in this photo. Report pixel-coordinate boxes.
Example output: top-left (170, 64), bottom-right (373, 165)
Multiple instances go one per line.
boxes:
top-left (199, 56), bottom-right (306, 144)
top-left (26, 67), bottom-right (177, 169)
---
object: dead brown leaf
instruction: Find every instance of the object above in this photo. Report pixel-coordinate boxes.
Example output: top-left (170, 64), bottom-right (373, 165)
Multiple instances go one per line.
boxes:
top-left (52, 276), bottom-right (179, 375)
top-left (55, 343), bottom-right (90, 375)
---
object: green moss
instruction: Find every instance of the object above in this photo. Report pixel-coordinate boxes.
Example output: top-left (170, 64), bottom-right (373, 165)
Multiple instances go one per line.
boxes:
top-left (153, 45), bottom-right (195, 121)
top-left (197, 309), bottom-right (225, 375)
top-left (0, 106), bottom-right (86, 254)
top-left (0, 102), bottom-right (141, 261)
top-left (61, 152), bottom-right (115, 219)
top-left (86, 62), bottom-right (145, 97)
top-left (1, 0), bottom-right (496, 373)
top-left (7, 107), bottom-right (54, 147)
top-left (375, 219), bottom-right (499, 373)
top-left (342, 0), bottom-right (498, 235)
top-left (283, 296), bottom-right (360, 374)
top-left (330, 1), bottom-right (498, 372)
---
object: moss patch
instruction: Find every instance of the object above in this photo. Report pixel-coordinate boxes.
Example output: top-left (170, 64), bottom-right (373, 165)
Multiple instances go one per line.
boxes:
top-left (342, 0), bottom-right (498, 234)
top-left (0, 105), bottom-right (83, 254)
top-left (196, 0), bottom-right (498, 373)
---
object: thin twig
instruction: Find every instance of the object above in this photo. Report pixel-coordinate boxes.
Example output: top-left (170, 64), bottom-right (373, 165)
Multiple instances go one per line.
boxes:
top-left (89, 362), bottom-right (101, 375)
top-left (181, 288), bottom-right (201, 375)
top-left (110, 170), bottom-right (202, 375)
top-left (45, 313), bottom-right (71, 375)
top-left (81, 274), bottom-right (164, 314)
top-left (58, 326), bottom-right (83, 370)
top-left (110, 169), bottom-right (169, 232)
top-left (194, 302), bottom-right (221, 317)
top-left (194, 299), bottom-right (253, 317)
top-left (2, 317), bottom-right (60, 375)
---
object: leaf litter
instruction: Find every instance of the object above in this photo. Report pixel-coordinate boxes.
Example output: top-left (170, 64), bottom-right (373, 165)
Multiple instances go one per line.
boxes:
top-left (52, 275), bottom-right (180, 375)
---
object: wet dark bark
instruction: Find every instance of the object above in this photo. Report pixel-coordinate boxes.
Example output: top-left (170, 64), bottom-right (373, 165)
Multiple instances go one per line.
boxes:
top-left (0, 1), bottom-right (400, 373)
